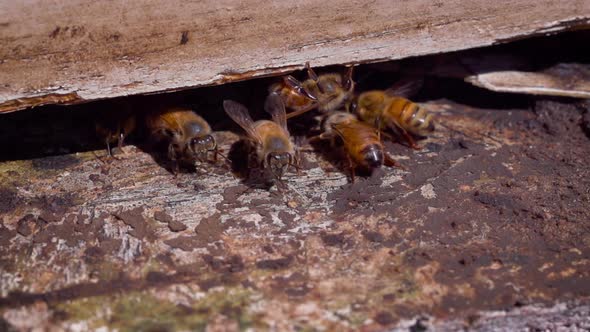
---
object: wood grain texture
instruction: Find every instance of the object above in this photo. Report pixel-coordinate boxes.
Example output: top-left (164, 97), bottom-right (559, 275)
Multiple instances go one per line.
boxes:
top-left (1, 0), bottom-right (589, 112)
top-left (465, 63), bottom-right (590, 98)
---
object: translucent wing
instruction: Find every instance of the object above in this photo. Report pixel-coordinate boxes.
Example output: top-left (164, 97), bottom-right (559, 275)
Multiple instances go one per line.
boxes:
top-left (331, 120), bottom-right (378, 147)
top-left (264, 92), bottom-right (288, 133)
top-left (330, 121), bottom-right (358, 146)
top-left (223, 100), bottom-right (261, 143)
top-left (385, 79), bottom-right (424, 98)
top-left (284, 75), bottom-right (317, 101)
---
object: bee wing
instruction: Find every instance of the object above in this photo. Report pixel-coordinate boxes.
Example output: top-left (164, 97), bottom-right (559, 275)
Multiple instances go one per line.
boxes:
top-left (330, 122), bottom-right (354, 143)
top-left (223, 100), bottom-right (261, 143)
top-left (385, 79), bottom-right (423, 98)
top-left (284, 76), bottom-right (318, 101)
top-left (331, 121), bottom-right (378, 146)
top-left (264, 92), bottom-right (288, 133)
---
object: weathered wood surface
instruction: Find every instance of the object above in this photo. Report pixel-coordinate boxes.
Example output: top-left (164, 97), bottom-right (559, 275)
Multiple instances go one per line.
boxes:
top-left (1, 94), bottom-right (589, 330)
top-left (465, 63), bottom-right (590, 98)
top-left (1, 0), bottom-right (589, 113)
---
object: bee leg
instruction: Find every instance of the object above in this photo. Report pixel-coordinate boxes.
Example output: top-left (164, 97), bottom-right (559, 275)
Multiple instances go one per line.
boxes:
top-left (276, 178), bottom-right (286, 192)
top-left (117, 132), bottom-right (128, 155)
top-left (105, 139), bottom-right (120, 160)
top-left (289, 162), bottom-right (302, 175)
top-left (308, 132), bottom-right (331, 143)
top-left (292, 150), bottom-right (303, 175)
top-left (172, 161), bottom-right (180, 177)
top-left (389, 121), bottom-right (422, 150)
top-left (307, 135), bottom-right (321, 144)
top-left (346, 153), bottom-right (356, 183)
top-left (401, 130), bottom-right (422, 150)
top-left (214, 147), bottom-right (230, 163)
top-left (380, 131), bottom-right (394, 142)
top-left (285, 103), bottom-right (318, 120)
top-left (384, 153), bottom-right (406, 170)
top-left (106, 139), bottom-right (113, 157)
top-left (92, 150), bottom-right (108, 165)
top-left (167, 143), bottom-right (180, 176)
top-left (374, 117), bottom-right (387, 142)
top-left (298, 147), bottom-right (315, 154)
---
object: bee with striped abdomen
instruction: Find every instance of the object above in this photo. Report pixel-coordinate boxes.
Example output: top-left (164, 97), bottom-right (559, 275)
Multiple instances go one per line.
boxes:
top-left (313, 111), bottom-right (403, 182)
top-left (351, 80), bottom-right (434, 150)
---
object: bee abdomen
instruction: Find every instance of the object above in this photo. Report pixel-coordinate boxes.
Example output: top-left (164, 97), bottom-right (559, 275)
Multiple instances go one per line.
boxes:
top-left (401, 102), bottom-right (434, 136)
top-left (360, 144), bottom-right (384, 168)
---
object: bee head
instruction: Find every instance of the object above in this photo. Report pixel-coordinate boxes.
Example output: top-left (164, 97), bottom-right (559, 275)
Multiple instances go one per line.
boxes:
top-left (190, 134), bottom-right (216, 161)
top-left (361, 144), bottom-right (384, 169)
top-left (266, 152), bottom-right (291, 180)
top-left (317, 76), bottom-right (342, 95)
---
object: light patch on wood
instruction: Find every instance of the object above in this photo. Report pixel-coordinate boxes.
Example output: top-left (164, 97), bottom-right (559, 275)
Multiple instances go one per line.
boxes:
top-left (465, 63), bottom-right (590, 98)
top-left (420, 183), bottom-right (436, 199)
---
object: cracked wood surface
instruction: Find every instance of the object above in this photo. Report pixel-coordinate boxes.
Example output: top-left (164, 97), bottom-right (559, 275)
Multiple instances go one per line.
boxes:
top-left (1, 0), bottom-right (590, 112)
top-left (0, 95), bottom-right (589, 330)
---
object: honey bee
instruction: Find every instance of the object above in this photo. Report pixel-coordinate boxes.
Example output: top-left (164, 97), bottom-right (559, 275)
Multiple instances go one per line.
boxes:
top-left (95, 101), bottom-right (136, 157)
top-left (270, 62), bottom-right (355, 120)
top-left (314, 111), bottom-right (403, 182)
top-left (351, 81), bottom-right (434, 149)
top-left (223, 93), bottom-right (297, 182)
top-left (145, 106), bottom-right (218, 174)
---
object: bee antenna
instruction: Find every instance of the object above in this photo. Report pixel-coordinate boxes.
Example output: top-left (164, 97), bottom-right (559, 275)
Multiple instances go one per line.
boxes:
top-left (306, 62), bottom-right (325, 94)
top-left (305, 62), bottom-right (318, 81)
top-left (344, 65), bottom-right (355, 90)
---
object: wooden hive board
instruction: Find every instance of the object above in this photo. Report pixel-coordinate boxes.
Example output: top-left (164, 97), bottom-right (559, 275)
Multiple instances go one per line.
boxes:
top-left (0, 0), bottom-right (589, 113)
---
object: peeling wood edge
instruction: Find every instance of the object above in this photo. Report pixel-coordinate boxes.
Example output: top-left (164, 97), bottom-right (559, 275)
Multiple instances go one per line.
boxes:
top-left (465, 75), bottom-right (590, 99)
top-left (144, 64), bottom-right (305, 96)
top-left (0, 92), bottom-right (84, 114)
top-left (492, 17), bottom-right (590, 45)
top-left (0, 65), bottom-right (306, 114)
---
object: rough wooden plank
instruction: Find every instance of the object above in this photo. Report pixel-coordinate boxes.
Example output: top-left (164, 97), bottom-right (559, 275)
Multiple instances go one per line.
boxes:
top-left (1, 0), bottom-right (589, 112)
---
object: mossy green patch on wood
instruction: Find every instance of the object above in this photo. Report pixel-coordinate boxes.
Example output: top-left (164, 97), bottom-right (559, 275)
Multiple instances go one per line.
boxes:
top-left (54, 286), bottom-right (262, 331)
